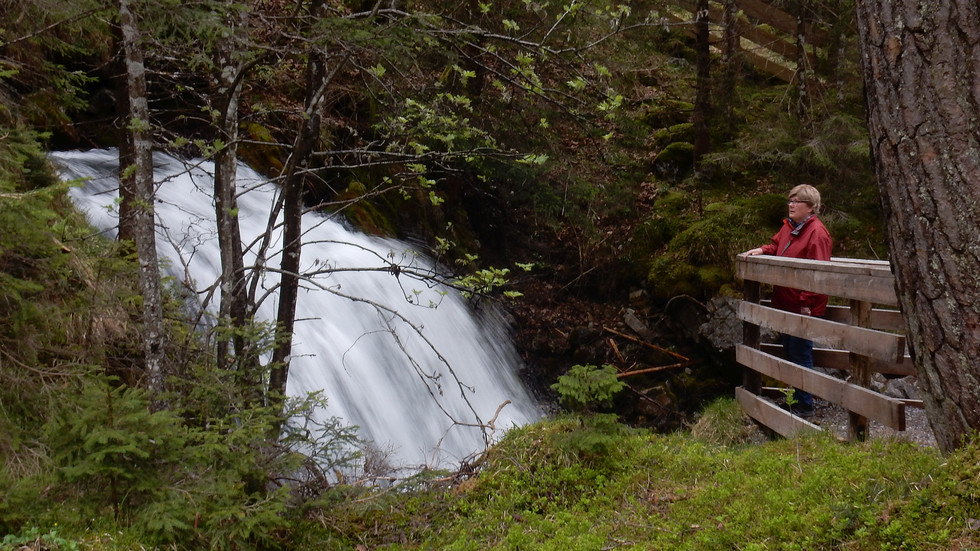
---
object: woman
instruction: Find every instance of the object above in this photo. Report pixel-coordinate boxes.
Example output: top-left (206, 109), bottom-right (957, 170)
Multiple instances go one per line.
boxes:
top-left (744, 184), bottom-right (832, 417)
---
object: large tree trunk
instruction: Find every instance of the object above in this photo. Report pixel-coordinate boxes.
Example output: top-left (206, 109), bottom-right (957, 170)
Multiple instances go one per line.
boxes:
top-left (855, 0), bottom-right (980, 453)
top-left (118, 0), bottom-right (166, 392)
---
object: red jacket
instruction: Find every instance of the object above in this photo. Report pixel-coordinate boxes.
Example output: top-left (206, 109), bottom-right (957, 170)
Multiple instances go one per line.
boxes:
top-left (760, 216), bottom-right (833, 316)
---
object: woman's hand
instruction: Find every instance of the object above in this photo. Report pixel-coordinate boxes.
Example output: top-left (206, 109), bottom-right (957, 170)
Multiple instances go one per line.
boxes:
top-left (744, 247), bottom-right (764, 256)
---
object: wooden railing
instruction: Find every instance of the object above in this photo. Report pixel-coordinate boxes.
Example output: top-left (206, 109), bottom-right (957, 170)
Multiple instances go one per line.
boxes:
top-left (664, 0), bottom-right (829, 82)
top-left (736, 255), bottom-right (918, 440)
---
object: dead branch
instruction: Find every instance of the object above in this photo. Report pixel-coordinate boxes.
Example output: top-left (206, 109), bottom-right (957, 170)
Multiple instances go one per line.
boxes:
top-left (615, 360), bottom-right (698, 379)
top-left (603, 326), bottom-right (690, 362)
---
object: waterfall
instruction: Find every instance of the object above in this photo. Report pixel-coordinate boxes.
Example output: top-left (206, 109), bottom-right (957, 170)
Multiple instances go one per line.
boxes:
top-left (49, 149), bottom-right (542, 468)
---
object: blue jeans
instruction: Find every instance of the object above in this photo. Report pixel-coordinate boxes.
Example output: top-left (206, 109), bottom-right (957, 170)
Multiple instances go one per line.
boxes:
top-left (781, 333), bottom-right (814, 409)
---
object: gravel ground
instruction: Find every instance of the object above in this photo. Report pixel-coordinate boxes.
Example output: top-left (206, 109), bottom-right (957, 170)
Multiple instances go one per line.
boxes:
top-left (803, 399), bottom-right (937, 448)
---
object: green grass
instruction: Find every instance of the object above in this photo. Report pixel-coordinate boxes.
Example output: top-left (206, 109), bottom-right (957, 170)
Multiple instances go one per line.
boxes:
top-left (9, 398), bottom-right (980, 550)
top-left (288, 399), bottom-right (979, 551)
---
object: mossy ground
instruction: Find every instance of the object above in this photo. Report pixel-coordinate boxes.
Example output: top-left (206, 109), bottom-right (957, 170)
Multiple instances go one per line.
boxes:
top-left (288, 399), bottom-right (979, 551)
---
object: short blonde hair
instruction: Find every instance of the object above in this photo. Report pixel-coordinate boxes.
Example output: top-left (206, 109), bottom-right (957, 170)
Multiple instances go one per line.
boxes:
top-left (788, 184), bottom-right (821, 214)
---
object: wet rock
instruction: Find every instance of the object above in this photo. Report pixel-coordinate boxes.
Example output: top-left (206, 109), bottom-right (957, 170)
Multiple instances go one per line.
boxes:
top-left (698, 296), bottom-right (742, 351)
top-left (873, 373), bottom-right (921, 401)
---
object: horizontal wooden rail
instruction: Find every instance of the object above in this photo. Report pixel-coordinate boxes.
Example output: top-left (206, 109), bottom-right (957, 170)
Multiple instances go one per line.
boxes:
top-left (735, 387), bottom-right (820, 438)
top-left (737, 0), bottom-right (829, 46)
top-left (739, 301), bottom-right (906, 364)
top-left (764, 301), bottom-right (906, 332)
top-left (737, 255), bottom-right (898, 305)
top-left (823, 304), bottom-right (905, 333)
top-left (737, 345), bottom-right (906, 430)
top-left (675, 0), bottom-right (802, 60)
top-left (759, 343), bottom-right (915, 377)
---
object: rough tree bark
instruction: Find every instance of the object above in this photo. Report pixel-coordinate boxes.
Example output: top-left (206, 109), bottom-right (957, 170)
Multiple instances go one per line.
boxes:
top-left (268, 0), bottom-right (341, 400)
top-left (117, 0), bottom-right (166, 392)
top-left (211, 2), bottom-right (253, 375)
top-left (855, 0), bottom-right (980, 453)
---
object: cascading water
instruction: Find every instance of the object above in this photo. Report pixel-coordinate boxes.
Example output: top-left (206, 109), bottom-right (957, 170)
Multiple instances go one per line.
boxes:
top-left (50, 149), bottom-right (542, 468)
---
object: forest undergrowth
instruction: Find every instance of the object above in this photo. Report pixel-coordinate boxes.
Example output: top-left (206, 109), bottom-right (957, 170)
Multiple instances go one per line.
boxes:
top-left (7, 394), bottom-right (980, 550)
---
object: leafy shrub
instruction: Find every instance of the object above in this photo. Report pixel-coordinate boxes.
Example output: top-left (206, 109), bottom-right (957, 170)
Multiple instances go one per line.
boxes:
top-left (0, 527), bottom-right (79, 551)
top-left (551, 363), bottom-right (624, 413)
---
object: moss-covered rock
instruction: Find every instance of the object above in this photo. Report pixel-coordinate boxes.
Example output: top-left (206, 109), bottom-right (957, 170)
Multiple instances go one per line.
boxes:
top-left (652, 142), bottom-right (695, 177)
top-left (646, 254), bottom-right (699, 300)
top-left (656, 189), bottom-right (692, 214)
top-left (639, 100), bottom-right (693, 128)
top-left (652, 123), bottom-right (695, 145)
top-left (337, 181), bottom-right (397, 236)
top-left (238, 122), bottom-right (284, 176)
top-left (631, 189), bottom-right (693, 255)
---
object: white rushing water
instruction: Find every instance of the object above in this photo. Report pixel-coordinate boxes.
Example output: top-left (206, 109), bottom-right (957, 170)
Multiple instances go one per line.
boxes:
top-left (50, 149), bottom-right (541, 468)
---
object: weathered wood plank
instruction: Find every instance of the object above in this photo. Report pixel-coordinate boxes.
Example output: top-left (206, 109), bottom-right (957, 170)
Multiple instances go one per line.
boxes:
top-left (740, 254), bottom-right (894, 278)
top-left (829, 257), bottom-right (891, 267)
top-left (765, 301), bottom-right (905, 332)
top-left (823, 305), bottom-right (905, 333)
top-left (739, 301), bottom-right (906, 363)
top-left (737, 255), bottom-right (898, 305)
top-left (737, 345), bottom-right (906, 430)
top-left (737, 0), bottom-right (829, 46)
top-left (739, 47), bottom-right (797, 82)
top-left (675, 0), bottom-right (800, 59)
top-left (762, 386), bottom-right (924, 409)
top-left (760, 343), bottom-right (916, 376)
top-left (659, 8), bottom-right (797, 82)
top-left (735, 386), bottom-right (821, 437)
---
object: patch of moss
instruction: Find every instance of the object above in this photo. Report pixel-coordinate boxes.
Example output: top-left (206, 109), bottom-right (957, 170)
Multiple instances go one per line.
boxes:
top-left (702, 201), bottom-right (735, 216)
top-left (737, 193), bottom-right (788, 228)
top-left (639, 99), bottom-right (694, 128)
top-left (697, 264), bottom-right (732, 291)
top-left (238, 122), bottom-right (284, 175)
top-left (642, 191), bottom-right (788, 299)
top-left (646, 254), bottom-right (699, 300)
top-left (652, 142), bottom-right (695, 177)
top-left (631, 189), bottom-right (693, 254)
top-left (656, 189), bottom-right (691, 214)
top-left (337, 181), bottom-right (396, 236)
top-left (652, 123), bottom-right (694, 145)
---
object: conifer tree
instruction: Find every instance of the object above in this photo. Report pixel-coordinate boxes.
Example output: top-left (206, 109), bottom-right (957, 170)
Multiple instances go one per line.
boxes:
top-left (856, 0), bottom-right (980, 452)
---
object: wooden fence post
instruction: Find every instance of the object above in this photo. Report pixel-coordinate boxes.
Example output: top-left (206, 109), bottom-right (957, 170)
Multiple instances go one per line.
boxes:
top-left (848, 299), bottom-right (871, 441)
top-left (743, 279), bottom-right (762, 394)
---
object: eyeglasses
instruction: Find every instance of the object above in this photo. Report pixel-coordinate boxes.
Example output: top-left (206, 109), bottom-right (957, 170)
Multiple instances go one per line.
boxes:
top-left (787, 200), bottom-right (809, 205)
